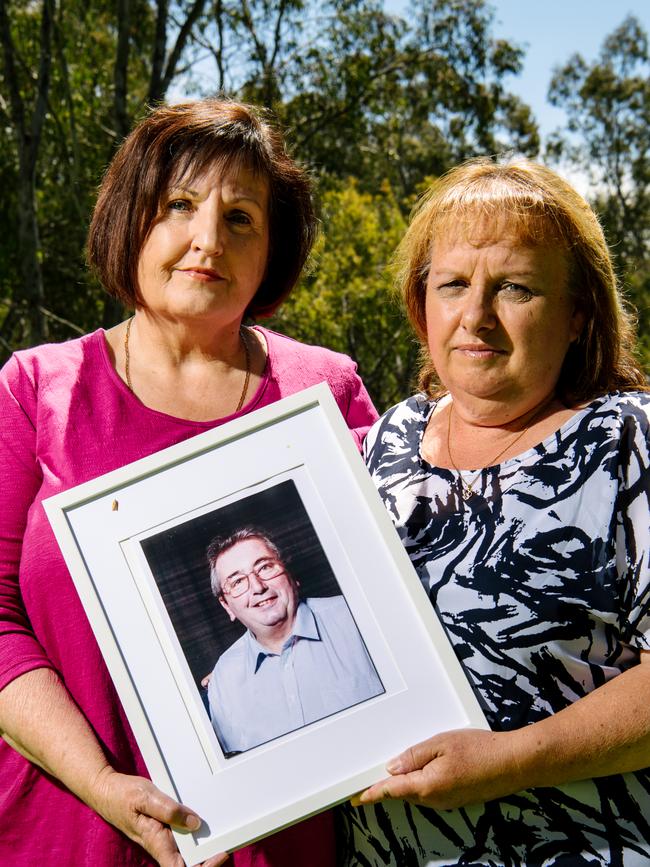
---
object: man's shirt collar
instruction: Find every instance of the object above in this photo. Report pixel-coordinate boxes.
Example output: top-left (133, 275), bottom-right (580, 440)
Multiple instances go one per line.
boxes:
top-left (244, 601), bottom-right (321, 673)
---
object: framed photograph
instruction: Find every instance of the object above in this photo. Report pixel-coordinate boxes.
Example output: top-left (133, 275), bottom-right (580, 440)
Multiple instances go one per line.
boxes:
top-left (44, 383), bottom-right (487, 864)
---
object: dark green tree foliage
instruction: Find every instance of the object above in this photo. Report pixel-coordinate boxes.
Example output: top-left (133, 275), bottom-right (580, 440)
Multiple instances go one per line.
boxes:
top-left (207, 0), bottom-right (539, 197)
top-left (0, 0), bottom-right (54, 348)
top-left (268, 180), bottom-right (415, 411)
top-left (0, 0), bottom-right (150, 348)
top-left (547, 15), bottom-right (650, 367)
top-left (0, 0), bottom-right (212, 348)
top-left (0, 2), bottom-right (530, 405)
top-left (0, 0), bottom-right (538, 394)
top-left (202, 0), bottom-right (539, 406)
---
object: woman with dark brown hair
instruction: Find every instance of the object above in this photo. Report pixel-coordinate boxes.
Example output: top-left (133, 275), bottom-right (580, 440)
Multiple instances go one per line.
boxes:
top-left (0, 99), bottom-right (376, 866)
top-left (342, 156), bottom-right (650, 866)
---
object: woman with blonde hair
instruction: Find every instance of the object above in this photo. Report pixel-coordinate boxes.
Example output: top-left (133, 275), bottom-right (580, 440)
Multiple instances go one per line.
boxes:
top-left (342, 156), bottom-right (650, 865)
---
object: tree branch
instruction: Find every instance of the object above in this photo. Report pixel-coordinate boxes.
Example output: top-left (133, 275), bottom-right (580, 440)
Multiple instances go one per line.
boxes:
top-left (214, 0), bottom-right (225, 90)
top-left (148, 0), bottom-right (168, 104)
top-left (269, 0), bottom-right (288, 71)
top-left (294, 52), bottom-right (424, 150)
top-left (239, 0), bottom-right (267, 68)
top-left (114, 0), bottom-right (131, 139)
top-left (29, 0), bottom-right (55, 172)
top-left (0, 0), bottom-right (27, 145)
top-left (158, 0), bottom-right (209, 102)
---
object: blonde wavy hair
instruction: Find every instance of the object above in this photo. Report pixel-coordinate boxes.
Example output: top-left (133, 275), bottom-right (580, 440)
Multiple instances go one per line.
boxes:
top-left (396, 156), bottom-right (646, 401)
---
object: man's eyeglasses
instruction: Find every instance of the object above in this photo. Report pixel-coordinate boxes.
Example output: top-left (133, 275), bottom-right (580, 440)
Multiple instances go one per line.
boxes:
top-left (221, 559), bottom-right (286, 598)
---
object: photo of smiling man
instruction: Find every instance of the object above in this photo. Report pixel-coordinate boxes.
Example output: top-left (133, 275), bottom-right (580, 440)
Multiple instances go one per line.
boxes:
top-left (205, 527), bottom-right (384, 755)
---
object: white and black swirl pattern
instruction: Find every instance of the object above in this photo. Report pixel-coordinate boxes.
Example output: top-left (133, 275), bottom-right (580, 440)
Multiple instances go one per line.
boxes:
top-left (340, 391), bottom-right (650, 866)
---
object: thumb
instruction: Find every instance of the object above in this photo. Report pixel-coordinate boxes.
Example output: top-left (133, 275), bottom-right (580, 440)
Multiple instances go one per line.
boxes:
top-left (139, 783), bottom-right (202, 832)
top-left (386, 738), bottom-right (440, 775)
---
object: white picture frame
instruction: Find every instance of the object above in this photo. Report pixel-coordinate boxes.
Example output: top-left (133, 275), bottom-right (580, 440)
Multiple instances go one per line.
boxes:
top-left (43, 383), bottom-right (487, 864)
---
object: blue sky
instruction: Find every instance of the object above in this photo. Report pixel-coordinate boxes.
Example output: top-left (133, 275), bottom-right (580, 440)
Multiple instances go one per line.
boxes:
top-left (380, 0), bottom-right (649, 191)
top-left (386, 0), bottom-right (649, 141)
top-left (488, 0), bottom-right (650, 140)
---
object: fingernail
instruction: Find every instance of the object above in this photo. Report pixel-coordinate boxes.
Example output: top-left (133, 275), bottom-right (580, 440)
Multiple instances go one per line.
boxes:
top-left (186, 814), bottom-right (201, 831)
top-left (349, 793), bottom-right (364, 807)
top-left (386, 758), bottom-right (401, 774)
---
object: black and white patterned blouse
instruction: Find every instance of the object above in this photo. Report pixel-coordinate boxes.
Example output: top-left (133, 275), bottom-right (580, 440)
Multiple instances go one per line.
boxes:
top-left (341, 391), bottom-right (650, 867)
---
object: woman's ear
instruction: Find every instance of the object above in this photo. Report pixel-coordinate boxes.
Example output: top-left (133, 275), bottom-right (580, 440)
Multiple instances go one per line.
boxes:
top-left (569, 306), bottom-right (586, 343)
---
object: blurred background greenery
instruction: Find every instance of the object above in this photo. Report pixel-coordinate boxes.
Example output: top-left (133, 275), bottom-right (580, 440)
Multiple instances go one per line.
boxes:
top-left (1, 0), bottom-right (648, 411)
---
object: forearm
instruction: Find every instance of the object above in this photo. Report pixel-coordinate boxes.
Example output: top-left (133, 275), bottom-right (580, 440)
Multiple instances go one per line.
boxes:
top-left (0, 667), bottom-right (214, 866)
top-left (0, 667), bottom-right (112, 811)
top-left (358, 652), bottom-right (650, 810)
top-left (509, 653), bottom-right (650, 790)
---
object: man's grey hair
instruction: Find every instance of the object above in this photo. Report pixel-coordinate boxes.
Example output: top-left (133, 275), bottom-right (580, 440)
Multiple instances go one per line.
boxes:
top-left (206, 527), bottom-right (283, 597)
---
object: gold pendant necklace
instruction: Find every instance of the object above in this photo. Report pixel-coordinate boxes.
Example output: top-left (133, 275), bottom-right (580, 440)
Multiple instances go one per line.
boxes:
top-left (123, 316), bottom-right (251, 413)
top-left (446, 394), bottom-right (555, 501)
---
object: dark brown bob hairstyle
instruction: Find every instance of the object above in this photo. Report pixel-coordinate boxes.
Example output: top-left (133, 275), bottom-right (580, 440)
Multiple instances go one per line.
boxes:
top-left (87, 99), bottom-right (316, 317)
top-left (396, 155), bottom-right (647, 403)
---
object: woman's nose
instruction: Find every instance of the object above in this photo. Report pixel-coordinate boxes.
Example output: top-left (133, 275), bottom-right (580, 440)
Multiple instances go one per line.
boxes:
top-left (460, 287), bottom-right (497, 332)
top-left (191, 208), bottom-right (224, 256)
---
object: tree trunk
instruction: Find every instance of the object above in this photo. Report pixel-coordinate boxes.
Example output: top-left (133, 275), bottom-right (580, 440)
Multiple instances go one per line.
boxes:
top-left (0, 0), bottom-right (54, 347)
top-left (16, 163), bottom-right (48, 345)
top-left (148, 0), bottom-right (168, 105)
top-left (114, 0), bottom-right (131, 139)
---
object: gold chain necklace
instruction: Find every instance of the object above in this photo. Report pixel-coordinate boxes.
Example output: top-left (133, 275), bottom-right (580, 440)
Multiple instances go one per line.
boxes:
top-left (446, 394), bottom-right (555, 501)
top-left (123, 316), bottom-right (251, 413)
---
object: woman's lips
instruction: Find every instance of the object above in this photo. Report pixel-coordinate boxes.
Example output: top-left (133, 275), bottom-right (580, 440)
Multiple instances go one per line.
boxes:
top-left (454, 344), bottom-right (505, 358)
top-left (178, 267), bottom-right (224, 281)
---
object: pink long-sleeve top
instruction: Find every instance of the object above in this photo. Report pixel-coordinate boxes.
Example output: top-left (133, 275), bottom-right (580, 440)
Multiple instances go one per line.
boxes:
top-left (0, 326), bottom-right (377, 866)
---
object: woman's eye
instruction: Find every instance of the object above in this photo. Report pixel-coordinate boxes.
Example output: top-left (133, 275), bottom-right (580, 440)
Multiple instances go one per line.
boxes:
top-left (166, 198), bottom-right (192, 213)
top-left (227, 210), bottom-right (253, 227)
top-left (501, 282), bottom-right (533, 300)
top-left (436, 280), bottom-right (466, 296)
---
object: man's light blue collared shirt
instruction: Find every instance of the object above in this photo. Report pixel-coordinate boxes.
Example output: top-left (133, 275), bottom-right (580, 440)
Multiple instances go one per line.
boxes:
top-left (207, 596), bottom-right (384, 754)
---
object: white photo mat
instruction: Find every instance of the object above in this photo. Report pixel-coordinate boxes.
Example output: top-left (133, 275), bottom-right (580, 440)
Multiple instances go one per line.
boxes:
top-left (44, 383), bottom-right (487, 864)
